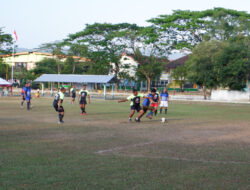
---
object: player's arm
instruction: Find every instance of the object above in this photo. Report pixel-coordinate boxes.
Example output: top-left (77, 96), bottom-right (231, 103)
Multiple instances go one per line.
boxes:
top-left (58, 99), bottom-right (62, 109)
top-left (118, 98), bottom-right (128, 103)
top-left (88, 95), bottom-right (90, 104)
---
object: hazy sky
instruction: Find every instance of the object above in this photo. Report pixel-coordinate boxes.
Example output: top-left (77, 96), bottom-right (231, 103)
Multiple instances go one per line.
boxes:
top-left (1, 0), bottom-right (250, 49)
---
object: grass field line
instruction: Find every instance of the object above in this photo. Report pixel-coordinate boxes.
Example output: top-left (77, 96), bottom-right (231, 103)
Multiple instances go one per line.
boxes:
top-left (95, 141), bottom-right (154, 154)
top-left (95, 142), bottom-right (250, 165)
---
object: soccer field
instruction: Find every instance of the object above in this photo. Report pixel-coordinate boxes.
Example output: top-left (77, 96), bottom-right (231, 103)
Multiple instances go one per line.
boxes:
top-left (0, 97), bottom-right (250, 190)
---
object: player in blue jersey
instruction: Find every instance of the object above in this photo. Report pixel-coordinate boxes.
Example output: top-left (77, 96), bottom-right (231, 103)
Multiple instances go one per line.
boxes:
top-left (160, 88), bottom-right (169, 115)
top-left (151, 88), bottom-right (160, 116)
top-left (142, 89), bottom-right (157, 119)
top-left (53, 87), bottom-right (66, 124)
top-left (23, 82), bottom-right (32, 110)
top-left (20, 86), bottom-right (25, 108)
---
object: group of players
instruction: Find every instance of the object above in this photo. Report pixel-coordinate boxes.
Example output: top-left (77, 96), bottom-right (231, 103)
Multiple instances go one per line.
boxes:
top-left (53, 84), bottom-right (169, 124)
top-left (21, 82), bottom-right (169, 124)
top-left (118, 88), bottom-right (169, 122)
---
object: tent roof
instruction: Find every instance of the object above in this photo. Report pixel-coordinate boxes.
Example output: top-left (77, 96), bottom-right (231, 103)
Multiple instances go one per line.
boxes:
top-left (34, 74), bottom-right (115, 84)
top-left (0, 78), bottom-right (12, 86)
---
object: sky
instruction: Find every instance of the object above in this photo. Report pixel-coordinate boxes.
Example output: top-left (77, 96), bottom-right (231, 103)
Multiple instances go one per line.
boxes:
top-left (1, 0), bottom-right (250, 49)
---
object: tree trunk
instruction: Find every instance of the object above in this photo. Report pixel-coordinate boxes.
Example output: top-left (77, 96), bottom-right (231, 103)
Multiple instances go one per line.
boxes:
top-left (147, 77), bottom-right (151, 92)
top-left (203, 87), bottom-right (207, 100)
top-left (72, 63), bottom-right (75, 74)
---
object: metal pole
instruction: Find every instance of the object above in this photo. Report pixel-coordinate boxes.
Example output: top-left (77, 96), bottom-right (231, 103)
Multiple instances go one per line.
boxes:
top-left (11, 42), bottom-right (15, 84)
top-left (112, 84), bottom-right (114, 100)
top-left (104, 84), bottom-right (106, 100)
top-left (51, 82), bottom-right (53, 97)
top-left (42, 83), bottom-right (44, 96)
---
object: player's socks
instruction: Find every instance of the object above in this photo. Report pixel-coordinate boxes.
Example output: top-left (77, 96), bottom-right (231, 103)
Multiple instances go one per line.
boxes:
top-left (165, 109), bottom-right (167, 114)
top-left (59, 114), bottom-right (63, 122)
top-left (21, 101), bottom-right (23, 106)
top-left (27, 102), bottom-right (30, 110)
top-left (81, 107), bottom-right (85, 114)
top-left (147, 111), bottom-right (153, 117)
top-left (155, 110), bottom-right (158, 116)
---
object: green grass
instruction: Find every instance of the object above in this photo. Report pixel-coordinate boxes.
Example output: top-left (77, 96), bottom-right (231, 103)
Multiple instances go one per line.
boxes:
top-left (0, 97), bottom-right (250, 190)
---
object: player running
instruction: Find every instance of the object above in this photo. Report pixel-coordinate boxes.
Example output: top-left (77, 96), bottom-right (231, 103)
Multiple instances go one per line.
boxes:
top-left (53, 87), bottom-right (66, 124)
top-left (160, 88), bottom-right (169, 115)
top-left (20, 86), bottom-right (25, 108)
top-left (118, 89), bottom-right (146, 122)
top-left (79, 84), bottom-right (90, 116)
top-left (141, 89), bottom-right (156, 119)
top-left (70, 85), bottom-right (76, 104)
top-left (23, 82), bottom-right (32, 110)
top-left (151, 88), bottom-right (160, 117)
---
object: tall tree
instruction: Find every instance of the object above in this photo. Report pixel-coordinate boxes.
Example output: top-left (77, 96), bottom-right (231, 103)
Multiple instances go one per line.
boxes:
top-left (148, 8), bottom-right (250, 50)
top-left (0, 28), bottom-right (12, 54)
top-left (171, 65), bottom-right (188, 92)
top-left (187, 41), bottom-right (226, 99)
top-left (216, 36), bottom-right (250, 90)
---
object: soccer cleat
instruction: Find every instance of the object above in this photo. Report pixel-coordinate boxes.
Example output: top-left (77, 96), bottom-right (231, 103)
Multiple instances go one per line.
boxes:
top-left (81, 113), bottom-right (83, 116)
top-left (58, 121), bottom-right (64, 124)
top-left (135, 118), bottom-right (140, 122)
top-left (83, 112), bottom-right (86, 116)
top-left (129, 118), bottom-right (132, 122)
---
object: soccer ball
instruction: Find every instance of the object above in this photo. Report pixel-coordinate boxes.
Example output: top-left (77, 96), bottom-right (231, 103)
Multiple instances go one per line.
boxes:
top-left (161, 117), bottom-right (166, 123)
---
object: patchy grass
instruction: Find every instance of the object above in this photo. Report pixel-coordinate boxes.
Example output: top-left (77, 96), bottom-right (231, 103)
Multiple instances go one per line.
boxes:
top-left (0, 97), bottom-right (250, 190)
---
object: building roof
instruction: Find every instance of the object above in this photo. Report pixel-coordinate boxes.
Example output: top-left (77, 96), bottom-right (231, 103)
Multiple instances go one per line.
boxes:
top-left (164, 55), bottom-right (190, 69)
top-left (0, 51), bottom-right (89, 62)
top-left (0, 78), bottom-right (12, 86)
top-left (34, 74), bottom-right (115, 84)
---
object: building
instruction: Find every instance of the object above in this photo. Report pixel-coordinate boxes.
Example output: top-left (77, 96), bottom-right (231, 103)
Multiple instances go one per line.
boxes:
top-left (0, 51), bottom-right (88, 71)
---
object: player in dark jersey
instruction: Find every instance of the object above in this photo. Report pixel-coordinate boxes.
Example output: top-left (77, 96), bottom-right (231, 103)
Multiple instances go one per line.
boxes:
top-left (151, 88), bottom-right (160, 116)
top-left (70, 85), bottom-right (76, 104)
top-left (79, 84), bottom-right (90, 116)
top-left (118, 89), bottom-right (146, 122)
top-left (53, 87), bottom-right (66, 124)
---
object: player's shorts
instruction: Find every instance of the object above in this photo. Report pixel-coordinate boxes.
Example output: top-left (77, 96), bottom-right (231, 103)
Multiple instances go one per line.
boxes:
top-left (151, 103), bottom-right (158, 108)
top-left (142, 106), bottom-right (153, 112)
top-left (53, 102), bottom-right (64, 112)
top-left (72, 93), bottom-right (76, 98)
top-left (131, 105), bottom-right (142, 112)
top-left (79, 99), bottom-right (87, 105)
top-left (160, 101), bottom-right (168, 107)
top-left (25, 97), bottom-right (31, 102)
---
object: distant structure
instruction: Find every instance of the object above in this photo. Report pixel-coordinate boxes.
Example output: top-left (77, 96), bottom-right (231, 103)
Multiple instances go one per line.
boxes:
top-left (0, 51), bottom-right (88, 71)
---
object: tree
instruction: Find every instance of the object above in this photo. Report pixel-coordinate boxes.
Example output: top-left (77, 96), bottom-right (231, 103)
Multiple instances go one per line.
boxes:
top-left (171, 65), bottom-right (188, 92)
top-left (187, 41), bottom-right (226, 99)
top-left (134, 49), bottom-right (163, 92)
top-left (148, 8), bottom-right (250, 50)
top-left (66, 23), bottom-right (135, 89)
top-left (0, 28), bottom-right (12, 54)
top-left (0, 59), bottom-right (10, 79)
top-left (32, 58), bottom-right (58, 77)
top-left (216, 36), bottom-right (250, 90)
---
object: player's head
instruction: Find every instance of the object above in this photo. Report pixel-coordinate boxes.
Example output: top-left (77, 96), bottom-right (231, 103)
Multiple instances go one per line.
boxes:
top-left (163, 88), bottom-right (167, 93)
top-left (82, 84), bottom-right (86, 90)
top-left (26, 81), bottom-right (30, 87)
top-left (151, 88), bottom-right (156, 95)
top-left (132, 88), bottom-right (138, 96)
top-left (60, 87), bottom-right (66, 93)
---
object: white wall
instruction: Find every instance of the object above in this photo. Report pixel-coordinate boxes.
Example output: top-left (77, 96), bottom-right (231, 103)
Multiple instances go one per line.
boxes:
top-left (211, 90), bottom-right (250, 101)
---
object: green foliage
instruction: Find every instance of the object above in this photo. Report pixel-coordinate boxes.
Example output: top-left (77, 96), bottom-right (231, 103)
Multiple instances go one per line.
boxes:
top-left (134, 49), bottom-right (163, 91)
top-left (0, 28), bottom-right (12, 54)
top-left (32, 58), bottom-right (58, 77)
top-left (216, 36), bottom-right (250, 90)
top-left (171, 65), bottom-right (188, 91)
top-left (187, 41), bottom-right (225, 98)
top-left (0, 58), bottom-right (10, 79)
top-left (148, 8), bottom-right (250, 50)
